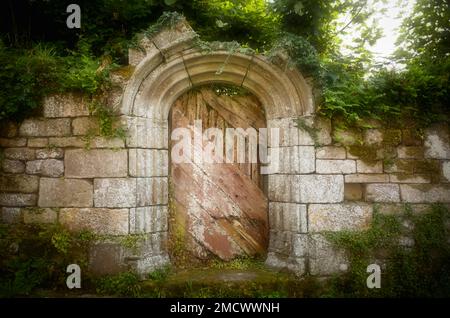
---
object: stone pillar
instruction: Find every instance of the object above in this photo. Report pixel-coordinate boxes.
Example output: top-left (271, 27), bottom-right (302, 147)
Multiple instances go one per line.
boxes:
top-left (122, 115), bottom-right (171, 274)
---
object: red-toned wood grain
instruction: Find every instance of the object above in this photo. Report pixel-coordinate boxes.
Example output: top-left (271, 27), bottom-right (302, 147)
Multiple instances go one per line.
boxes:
top-left (170, 89), bottom-right (268, 261)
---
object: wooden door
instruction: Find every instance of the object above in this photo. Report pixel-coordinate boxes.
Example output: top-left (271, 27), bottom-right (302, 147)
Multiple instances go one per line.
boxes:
top-left (169, 87), bottom-right (269, 262)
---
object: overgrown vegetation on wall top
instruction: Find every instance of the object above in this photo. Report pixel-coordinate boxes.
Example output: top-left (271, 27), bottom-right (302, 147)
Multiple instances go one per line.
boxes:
top-left (0, 0), bottom-right (448, 129)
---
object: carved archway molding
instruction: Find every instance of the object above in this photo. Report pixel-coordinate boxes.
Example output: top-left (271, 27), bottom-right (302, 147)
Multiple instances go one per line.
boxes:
top-left (121, 18), bottom-right (315, 275)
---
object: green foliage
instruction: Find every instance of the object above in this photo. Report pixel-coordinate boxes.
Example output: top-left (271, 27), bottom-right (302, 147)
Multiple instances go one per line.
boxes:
top-left (119, 234), bottom-right (146, 254)
top-left (396, 0), bottom-right (450, 65)
top-left (0, 39), bottom-right (116, 121)
top-left (1, 1), bottom-right (277, 121)
top-left (96, 272), bottom-right (142, 297)
top-left (209, 257), bottom-right (265, 271)
top-left (187, 0), bottom-right (280, 50)
top-left (0, 224), bottom-right (95, 297)
top-left (139, 266), bottom-right (315, 298)
top-left (325, 204), bottom-right (450, 297)
top-left (193, 39), bottom-right (256, 57)
top-left (272, 0), bottom-right (335, 54)
top-left (75, 230), bottom-right (98, 244)
top-left (392, 0), bottom-right (450, 127)
top-left (1, 1), bottom-right (448, 128)
top-left (268, 33), bottom-right (321, 78)
top-left (271, 1), bottom-right (447, 128)
top-left (49, 228), bottom-right (72, 255)
top-left (272, 0), bottom-right (381, 55)
top-left (319, 55), bottom-right (449, 127)
top-left (88, 101), bottom-right (127, 140)
top-left (148, 266), bottom-right (171, 282)
top-left (275, 0), bottom-right (449, 129)
top-left (6, 41), bottom-right (129, 148)
top-left (2, 1), bottom-right (277, 61)
top-left (58, 41), bottom-right (114, 95)
top-left (0, 42), bottom-right (60, 120)
top-left (142, 11), bottom-right (185, 40)
top-left (320, 56), bottom-right (373, 123)
top-left (192, 39), bottom-right (256, 79)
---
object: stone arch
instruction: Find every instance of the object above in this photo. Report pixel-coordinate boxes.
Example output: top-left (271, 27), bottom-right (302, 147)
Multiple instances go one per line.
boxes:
top-left (121, 19), bottom-right (315, 274)
top-left (121, 20), bottom-right (313, 120)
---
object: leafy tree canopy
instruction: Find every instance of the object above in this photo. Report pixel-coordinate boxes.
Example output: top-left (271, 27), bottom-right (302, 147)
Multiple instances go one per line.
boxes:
top-left (0, 0), bottom-right (448, 126)
top-left (397, 0), bottom-right (450, 65)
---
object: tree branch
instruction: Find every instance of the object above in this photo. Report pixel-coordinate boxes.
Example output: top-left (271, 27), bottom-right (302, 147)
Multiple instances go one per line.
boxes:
top-left (336, 5), bottom-right (365, 34)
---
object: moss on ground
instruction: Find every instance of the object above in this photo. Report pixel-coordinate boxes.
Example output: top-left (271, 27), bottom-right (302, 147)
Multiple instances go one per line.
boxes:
top-left (140, 267), bottom-right (306, 298)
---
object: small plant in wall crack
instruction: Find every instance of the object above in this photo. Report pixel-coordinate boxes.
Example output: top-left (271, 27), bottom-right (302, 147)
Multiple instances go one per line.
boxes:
top-left (88, 100), bottom-right (127, 139)
top-left (120, 234), bottom-right (147, 254)
top-left (294, 117), bottom-right (320, 146)
top-left (81, 99), bottom-right (127, 149)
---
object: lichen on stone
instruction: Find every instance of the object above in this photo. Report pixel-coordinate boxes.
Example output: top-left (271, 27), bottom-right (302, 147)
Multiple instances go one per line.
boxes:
top-left (111, 65), bottom-right (136, 80)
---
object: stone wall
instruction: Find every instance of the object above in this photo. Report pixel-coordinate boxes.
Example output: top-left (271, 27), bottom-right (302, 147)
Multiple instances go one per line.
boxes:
top-left (1, 18), bottom-right (449, 277)
top-left (2, 94), bottom-right (449, 277)
top-left (266, 117), bottom-right (450, 275)
top-left (0, 92), bottom-right (169, 276)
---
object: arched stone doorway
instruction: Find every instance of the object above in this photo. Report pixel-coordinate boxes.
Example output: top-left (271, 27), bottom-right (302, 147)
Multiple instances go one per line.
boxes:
top-left (120, 18), bottom-right (315, 274)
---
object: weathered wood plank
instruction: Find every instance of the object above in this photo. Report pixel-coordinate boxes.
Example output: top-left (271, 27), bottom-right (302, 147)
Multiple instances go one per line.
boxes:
top-left (200, 89), bottom-right (265, 129)
top-left (170, 88), bottom-right (268, 261)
